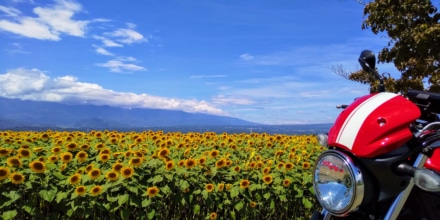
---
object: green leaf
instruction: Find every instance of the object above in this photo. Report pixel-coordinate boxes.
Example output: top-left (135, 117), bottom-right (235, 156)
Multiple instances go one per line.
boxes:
top-left (118, 194), bottom-right (130, 207)
top-left (53, 172), bottom-right (66, 180)
top-left (151, 175), bottom-right (163, 184)
top-left (2, 210), bottom-right (17, 220)
top-left (263, 192), bottom-right (271, 199)
top-left (147, 209), bottom-right (155, 220)
top-left (179, 180), bottom-right (190, 190)
top-left (107, 194), bottom-right (118, 202)
top-left (56, 192), bottom-right (68, 204)
top-left (39, 189), bottom-right (56, 202)
top-left (125, 184), bottom-right (139, 194)
top-left (234, 201), bottom-right (244, 211)
top-left (22, 205), bottom-right (35, 215)
top-left (160, 185), bottom-right (171, 195)
top-left (193, 204), bottom-right (200, 214)
top-left (142, 199), bottom-right (151, 208)
top-left (302, 197), bottom-right (313, 209)
top-left (202, 190), bottom-right (208, 199)
top-left (230, 187), bottom-right (239, 199)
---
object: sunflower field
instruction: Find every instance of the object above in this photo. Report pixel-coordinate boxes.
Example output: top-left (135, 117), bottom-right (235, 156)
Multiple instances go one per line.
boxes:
top-left (0, 130), bottom-right (324, 220)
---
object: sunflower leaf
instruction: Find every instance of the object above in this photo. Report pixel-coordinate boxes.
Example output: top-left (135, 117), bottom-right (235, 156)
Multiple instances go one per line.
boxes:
top-left (56, 192), bottom-right (68, 204)
top-left (230, 187), bottom-right (239, 199)
top-left (118, 194), bottom-right (129, 207)
top-left (234, 201), bottom-right (244, 211)
top-left (147, 209), bottom-right (155, 220)
top-left (193, 204), bottom-right (200, 214)
top-left (2, 210), bottom-right (17, 220)
top-left (151, 175), bottom-right (163, 184)
top-left (39, 189), bottom-right (56, 202)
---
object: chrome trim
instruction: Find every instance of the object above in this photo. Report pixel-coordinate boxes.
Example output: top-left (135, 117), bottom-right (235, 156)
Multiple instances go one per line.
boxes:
top-left (313, 150), bottom-right (364, 216)
top-left (384, 153), bottom-right (428, 220)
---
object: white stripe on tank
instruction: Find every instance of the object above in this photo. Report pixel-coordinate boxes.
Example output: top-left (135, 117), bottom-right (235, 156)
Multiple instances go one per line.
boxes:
top-left (336, 92), bottom-right (398, 150)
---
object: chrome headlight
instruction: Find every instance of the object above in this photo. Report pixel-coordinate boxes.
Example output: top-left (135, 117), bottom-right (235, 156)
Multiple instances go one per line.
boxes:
top-left (313, 150), bottom-right (364, 216)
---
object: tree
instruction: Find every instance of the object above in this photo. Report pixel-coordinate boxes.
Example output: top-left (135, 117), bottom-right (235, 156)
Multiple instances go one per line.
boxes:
top-left (343, 0), bottom-right (440, 93)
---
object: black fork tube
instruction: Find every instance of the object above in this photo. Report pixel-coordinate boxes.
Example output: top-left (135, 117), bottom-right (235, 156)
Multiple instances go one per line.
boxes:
top-left (384, 153), bottom-right (428, 220)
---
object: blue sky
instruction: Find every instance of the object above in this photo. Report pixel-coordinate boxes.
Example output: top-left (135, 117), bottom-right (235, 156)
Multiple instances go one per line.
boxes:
top-left (0, 0), bottom-right (398, 124)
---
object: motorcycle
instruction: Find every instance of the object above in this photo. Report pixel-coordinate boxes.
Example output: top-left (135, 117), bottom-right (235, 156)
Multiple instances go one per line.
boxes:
top-left (311, 50), bottom-right (440, 220)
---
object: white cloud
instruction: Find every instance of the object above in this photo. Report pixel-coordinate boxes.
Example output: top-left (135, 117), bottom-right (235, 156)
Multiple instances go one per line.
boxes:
top-left (0, 68), bottom-right (224, 115)
top-left (240, 53), bottom-right (254, 61)
top-left (92, 35), bottom-right (123, 47)
top-left (0, 6), bottom-right (21, 17)
top-left (96, 57), bottom-right (147, 72)
top-left (94, 46), bottom-right (113, 56)
top-left (105, 28), bottom-right (146, 44)
top-left (0, 0), bottom-right (88, 40)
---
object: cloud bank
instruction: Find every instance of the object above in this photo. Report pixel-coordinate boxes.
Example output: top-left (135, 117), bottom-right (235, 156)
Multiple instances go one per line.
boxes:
top-left (0, 68), bottom-right (224, 115)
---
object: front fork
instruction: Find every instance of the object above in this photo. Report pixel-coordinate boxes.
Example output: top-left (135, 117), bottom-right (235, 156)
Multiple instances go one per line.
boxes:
top-left (316, 153), bottom-right (428, 220)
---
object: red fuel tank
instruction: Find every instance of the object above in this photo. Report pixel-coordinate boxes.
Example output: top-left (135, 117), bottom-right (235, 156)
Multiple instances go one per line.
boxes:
top-left (328, 92), bottom-right (421, 158)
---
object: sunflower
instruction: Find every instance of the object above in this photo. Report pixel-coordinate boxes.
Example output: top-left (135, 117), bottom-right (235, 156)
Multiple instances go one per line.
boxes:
top-left (217, 183), bottom-right (225, 192)
top-left (60, 163), bottom-right (67, 172)
top-left (210, 212), bottom-right (217, 220)
top-left (90, 185), bottom-right (103, 196)
top-left (185, 158), bottom-right (196, 169)
top-left (29, 161), bottom-right (46, 173)
top-left (178, 160), bottom-right (185, 167)
top-left (165, 161), bottom-right (174, 170)
top-left (60, 152), bottom-right (73, 163)
top-left (0, 167), bottom-right (10, 181)
top-left (7, 157), bottom-right (22, 167)
top-left (240, 179), bottom-right (250, 189)
top-left (120, 166), bottom-right (134, 178)
top-left (302, 162), bottom-right (311, 169)
top-left (0, 148), bottom-right (11, 157)
top-left (105, 171), bottom-right (119, 181)
top-left (263, 175), bottom-right (273, 185)
top-left (69, 174), bottom-right (81, 185)
top-left (66, 143), bottom-right (77, 151)
top-left (158, 148), bottom-right (170, 158)
top-left (233, 166), bottom-right (241, 172)
top-left (100, 148), bottom-right (111, 155)
top-left (134, 150), bottom-right (144, 158)
top-left (85, 164), bottom-right (94, 173)
top-left (129, 157), bottom-right (143, 167)
top-left (281, 161), bottom-right (293, 169)
top-left (250, 201), bottom-right (257, 208)
top-left (9, 172), bottom-right (25, 184)
top-left (112, 162), bottom-right (124, 172)
top-left (276, 162), bottom-right (285, 170)
top-left (99, 153), bottom-right (111, 163)
top-left (75, 151), bottom-right (88, 163)
top-left (249, 161), bottom-right (257, 169)
top-left (146, 186), bottom-right (160, 198)
top-left (210, 150), bottom-right (219, 158)
top-left (262, 167), bottom-right (271, 175)
top-left (215, 158), bottom-right (226, 169)
top-left (74, 185), bottom-right (86, 196)
top-left (95, 143), bottom-right (105, 150)
top-left (88, 168), bottom-right (101, 179)
top-left (18, 148), bottom-right (31, 158)
top-left (80, 144), bottom-right (90, 151)
top-left (205, 183), bottom-right (215, 192)
top-left (226, 183), bottom-right (232, 190)
top-left (283, 179), bottom-right (292, 187)
top-left (51, 147), bottom-right (62, 154)
top-left (198, 157), bottom-right (206, 166)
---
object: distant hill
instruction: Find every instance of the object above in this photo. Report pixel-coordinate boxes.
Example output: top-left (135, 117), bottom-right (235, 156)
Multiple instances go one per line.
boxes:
top-left (0, 97), bottom-right (259, 130)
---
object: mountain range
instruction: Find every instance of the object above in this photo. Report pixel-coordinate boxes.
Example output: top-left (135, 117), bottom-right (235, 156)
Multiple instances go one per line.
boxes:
top-left (0, 97), bottom-right (259, 130)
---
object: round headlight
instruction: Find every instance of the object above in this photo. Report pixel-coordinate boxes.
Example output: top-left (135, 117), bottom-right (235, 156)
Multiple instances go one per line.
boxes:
top-left (313, 150), bottom-right (364, 216)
